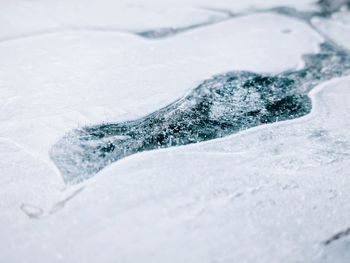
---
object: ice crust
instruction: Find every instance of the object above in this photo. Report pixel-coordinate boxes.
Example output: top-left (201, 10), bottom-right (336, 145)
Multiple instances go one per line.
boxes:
top-left (0, 1), bottom-right (350, 263)
top-left (50, 42), bottom-right (350, 183)
top-left (0, 0), bottom-right (319, 40)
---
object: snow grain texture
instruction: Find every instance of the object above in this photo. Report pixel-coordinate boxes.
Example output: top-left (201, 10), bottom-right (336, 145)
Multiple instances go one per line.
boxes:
top-left (0, 1), bottom-right (350, 263)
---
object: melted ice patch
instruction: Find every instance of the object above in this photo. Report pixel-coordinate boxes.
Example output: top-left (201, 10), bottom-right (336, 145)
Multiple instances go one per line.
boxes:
top-left (51, 42), bottom-right (350, 183)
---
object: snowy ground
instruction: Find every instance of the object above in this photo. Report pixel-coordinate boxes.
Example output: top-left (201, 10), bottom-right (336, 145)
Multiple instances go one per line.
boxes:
top-left (0, 1), bottom-right (350, 262)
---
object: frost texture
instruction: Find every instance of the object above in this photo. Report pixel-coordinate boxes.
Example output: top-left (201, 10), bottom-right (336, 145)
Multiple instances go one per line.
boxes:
top-left (50, 42), bottom-right (350, 183)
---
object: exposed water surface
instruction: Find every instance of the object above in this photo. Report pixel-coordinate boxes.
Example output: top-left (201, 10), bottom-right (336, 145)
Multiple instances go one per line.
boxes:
top-left (51, 40), bottom-right (350, 183)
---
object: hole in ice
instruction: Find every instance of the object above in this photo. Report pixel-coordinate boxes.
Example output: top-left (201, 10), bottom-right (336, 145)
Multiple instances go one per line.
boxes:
top-left (50, 42), bottom-right (350, 183)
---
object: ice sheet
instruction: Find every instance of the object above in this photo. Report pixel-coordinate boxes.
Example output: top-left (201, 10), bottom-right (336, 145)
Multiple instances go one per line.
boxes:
top-left (0, 0), bottom-right (327, 42)
top-left (0, 0), bottom-right (350, 262)
top-left (0, 13), bottom-right (322, 161)
top-left (1, 76), bottom-right (350, 263)
top-left (312, 10), bottom-right (350, 50)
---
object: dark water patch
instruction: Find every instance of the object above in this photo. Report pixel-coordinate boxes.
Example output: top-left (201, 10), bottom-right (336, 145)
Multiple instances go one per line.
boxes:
top-left (50, 42), bottom-right (350, 183)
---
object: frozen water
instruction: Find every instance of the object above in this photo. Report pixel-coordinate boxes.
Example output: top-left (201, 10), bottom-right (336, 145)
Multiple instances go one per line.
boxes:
top-left (51, 42), bottom-right (350, 183)
top-left (1, 1), bottom-right (350, 263)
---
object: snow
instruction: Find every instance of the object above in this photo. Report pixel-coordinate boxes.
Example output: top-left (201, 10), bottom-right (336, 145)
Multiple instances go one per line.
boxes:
top-left (0, 13), bottom-right (322, 163)
top-left (0, 0), bottom-right (319, 41)
top-left (0, 0), bottom-right (350, 262)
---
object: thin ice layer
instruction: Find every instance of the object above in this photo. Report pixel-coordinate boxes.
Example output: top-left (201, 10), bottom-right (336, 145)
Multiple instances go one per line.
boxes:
top-left (50, 42), bottom-right (350, 183)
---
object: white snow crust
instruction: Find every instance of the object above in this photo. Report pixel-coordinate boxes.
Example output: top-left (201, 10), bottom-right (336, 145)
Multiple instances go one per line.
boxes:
top-left (0, 1), bottom-right (349, 262)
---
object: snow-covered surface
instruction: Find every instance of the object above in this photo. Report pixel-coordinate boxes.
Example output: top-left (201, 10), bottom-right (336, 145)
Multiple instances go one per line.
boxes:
top-left (0, 0), bottom-right (319, 40)
top-left (0, 1), bottom-right (350, 262)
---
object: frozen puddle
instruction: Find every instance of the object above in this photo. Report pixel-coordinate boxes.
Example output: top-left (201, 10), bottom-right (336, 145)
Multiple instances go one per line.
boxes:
top-left (1, 1), bottom-right (350, 263)
top-left (49, 1), bottom-right (350, 183)
top-left (51, 41), bottom-right (350, 183)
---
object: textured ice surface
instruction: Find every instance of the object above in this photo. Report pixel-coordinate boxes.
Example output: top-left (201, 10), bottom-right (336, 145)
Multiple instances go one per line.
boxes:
top-left (0, 0), bottom-right (334, 41)
top-left (1, 1), bottom-right (350, 263)
top-left (51, 42), bottom-right (350, 183)
top-left (3, 76), bottom-right (350, 263)
top-left (313, 10), bottom-right (350, 50)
